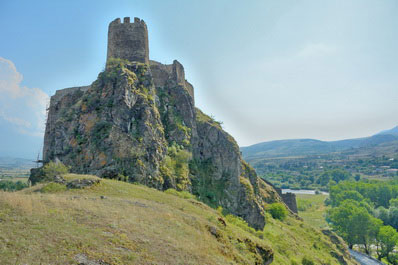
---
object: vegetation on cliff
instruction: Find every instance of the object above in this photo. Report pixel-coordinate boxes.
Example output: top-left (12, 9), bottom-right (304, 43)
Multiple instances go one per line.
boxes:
top-left (39, 57), bottom-right (282, 230)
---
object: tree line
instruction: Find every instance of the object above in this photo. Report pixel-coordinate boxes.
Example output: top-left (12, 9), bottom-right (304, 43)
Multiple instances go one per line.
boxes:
top-left (327, 180), bottom-right (398, 264)
top-left (0, 180), bottom-right (28, 191)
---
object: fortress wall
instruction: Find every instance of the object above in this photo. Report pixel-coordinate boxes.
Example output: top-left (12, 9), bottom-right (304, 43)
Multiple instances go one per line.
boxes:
top-left (150, 60), bottom-right (194, 102)
top-left (281, 193), bottom-right (298, 214)
top-left (265, 179), bottom-right (298, 214)
top-left (150, 60), bottom-right (173, 87)
top-left (107, 17), bottom-right (149, 64)
top-left (52, 86), bottom-right (90, 104)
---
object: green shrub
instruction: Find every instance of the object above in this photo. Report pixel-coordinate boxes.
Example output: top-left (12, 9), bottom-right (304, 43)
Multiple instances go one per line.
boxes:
top-left (116, 174), bottom-right (128, 182)
top-left (106, 57), bottom-right (130, 69)
top-left (225, 214), bottom-right (258, 236)
top-left (42, 161), bottom-right (69, 181)
top-left (268, 203), bottom-right (288, 220)
top-left (91, 121), bottom-right (112, 146)
top-left (161, 145), bottom-right (192, 191)
top-left (40, 183), bottom-right (67, 193)
top-left (302, 256), bottom-right (314, 265)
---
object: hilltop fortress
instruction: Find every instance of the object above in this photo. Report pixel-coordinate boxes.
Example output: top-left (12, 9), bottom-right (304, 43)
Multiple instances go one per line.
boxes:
top-left (38, 17), bottom-right (292, 230)
top-left (45, 17), bottom-right (194, 127)
top-left (107, 17), bottom-right (194, 100)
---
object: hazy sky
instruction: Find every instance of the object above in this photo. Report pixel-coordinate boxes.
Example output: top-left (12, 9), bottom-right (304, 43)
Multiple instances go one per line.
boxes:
top-left (0, 0), bottom-right (397, 158)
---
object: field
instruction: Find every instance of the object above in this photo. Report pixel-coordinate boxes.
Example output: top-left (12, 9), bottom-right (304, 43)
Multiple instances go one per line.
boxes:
top-left (0, 157), bottom-right (35, 178)
top-left (296, 194), bottom-right (329, 228)
top-left (0, 174), bottom-right (356, 265)
top-left (244, 138), bottom-right (398, 191)
top-left (0, 168), bottom-right (30, 178)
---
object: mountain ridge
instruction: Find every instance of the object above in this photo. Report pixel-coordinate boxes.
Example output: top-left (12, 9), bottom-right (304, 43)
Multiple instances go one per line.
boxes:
top-left (241, 126), bottom-right (398, 159)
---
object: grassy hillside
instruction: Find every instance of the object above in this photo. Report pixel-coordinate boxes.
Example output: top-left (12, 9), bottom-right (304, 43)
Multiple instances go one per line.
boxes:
top-left (0, 174), bottom-right (356, 264)
top-left (296, 194), bottom-right (330, 228)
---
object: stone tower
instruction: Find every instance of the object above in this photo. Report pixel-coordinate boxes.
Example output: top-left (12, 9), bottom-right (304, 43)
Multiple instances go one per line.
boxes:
top-left (107, 17), bottom-right (149, 64)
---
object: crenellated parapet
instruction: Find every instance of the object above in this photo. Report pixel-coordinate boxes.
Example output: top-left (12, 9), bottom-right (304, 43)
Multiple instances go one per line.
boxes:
top-left (107, 17), bottom-right (149, 64)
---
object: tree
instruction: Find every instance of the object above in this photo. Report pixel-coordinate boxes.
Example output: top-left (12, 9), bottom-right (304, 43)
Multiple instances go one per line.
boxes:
top-left (388, 207), bottom-right (398, 230)
top-left (350, 208), bottom-right (382, 254)
top-left (0, 180), bottom-right (28, 191)
top-left (327, 199), bottom-right (381, 252)
top-left (376, 226), bottom-right (398, 262)
top-left (355, 174), bottom-right (361, 181)
top-left (329, 184), bottom-right (366, 207)
top-left (377, 185), bottom-right (392, 208)
top-left (330, 169), bottom-right (351, 183)
top-left (390, 198), bottom-right (398, 208)
top-left (375, 206), bottom-right (390, 225)
top-left (327, 200), bottom-right (359, 247)
top-left (317, 172), bottom-right (330, 186)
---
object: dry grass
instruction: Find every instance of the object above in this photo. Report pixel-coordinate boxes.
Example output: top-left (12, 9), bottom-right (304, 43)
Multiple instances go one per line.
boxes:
top-left (0, 175), bottom-right (356, 265)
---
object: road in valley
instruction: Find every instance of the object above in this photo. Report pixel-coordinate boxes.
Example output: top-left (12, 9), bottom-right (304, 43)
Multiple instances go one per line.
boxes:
top-left (349, 250), bottom-right (385, 265)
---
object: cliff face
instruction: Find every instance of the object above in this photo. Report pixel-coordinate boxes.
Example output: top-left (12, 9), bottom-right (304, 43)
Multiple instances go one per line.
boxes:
top-left (40, 17), bottom-right (282, 230)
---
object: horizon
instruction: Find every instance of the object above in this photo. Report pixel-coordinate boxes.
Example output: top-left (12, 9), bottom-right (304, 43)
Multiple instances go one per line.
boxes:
top-left (3, 124), bottom-right (397, 159)
top-left (241, 124), bottom-right (398, 148)
top-left (1, 0), bottom-right (397, 158)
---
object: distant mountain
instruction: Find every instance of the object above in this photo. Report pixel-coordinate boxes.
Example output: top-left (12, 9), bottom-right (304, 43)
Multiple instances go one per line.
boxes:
top-left (376, 126), bottom-right (398, 136)
top-left (0, 157), bottom-right (36, 169)
top-left (241, 128), bottom-right (398, 160)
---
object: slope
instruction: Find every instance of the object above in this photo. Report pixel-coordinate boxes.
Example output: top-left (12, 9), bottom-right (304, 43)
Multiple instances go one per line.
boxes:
top-left (0, 174), bottom-right (357, 265)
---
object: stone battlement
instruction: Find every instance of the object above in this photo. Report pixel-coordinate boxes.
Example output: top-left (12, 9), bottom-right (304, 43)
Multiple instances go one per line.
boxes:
top-left (107, 17), bottom-right (149, 64)
top-left (109, 17), bottom-right (148, 27)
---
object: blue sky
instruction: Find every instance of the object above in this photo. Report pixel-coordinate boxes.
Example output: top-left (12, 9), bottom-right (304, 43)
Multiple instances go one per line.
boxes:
top-left (0, 0), bottom-right (397, 159)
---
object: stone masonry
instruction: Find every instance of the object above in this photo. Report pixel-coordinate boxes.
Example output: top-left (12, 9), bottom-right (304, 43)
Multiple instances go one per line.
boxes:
top-left (107, 17), bottom-right (149, 64)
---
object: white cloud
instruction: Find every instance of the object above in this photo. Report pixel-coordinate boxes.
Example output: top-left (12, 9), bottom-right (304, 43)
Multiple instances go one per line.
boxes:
top-left (0, 57), bottom-right (49, 137)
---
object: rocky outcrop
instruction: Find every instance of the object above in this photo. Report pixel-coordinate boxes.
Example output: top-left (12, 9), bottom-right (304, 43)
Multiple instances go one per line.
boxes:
top-left (66, 178), bottom-right (100, 189)
top-left (322, 228), bottom-right (354, 265)
top-left (37, 17), bottom-right (283, 230)
top-left (43, 62), bottom-right (167, 188)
